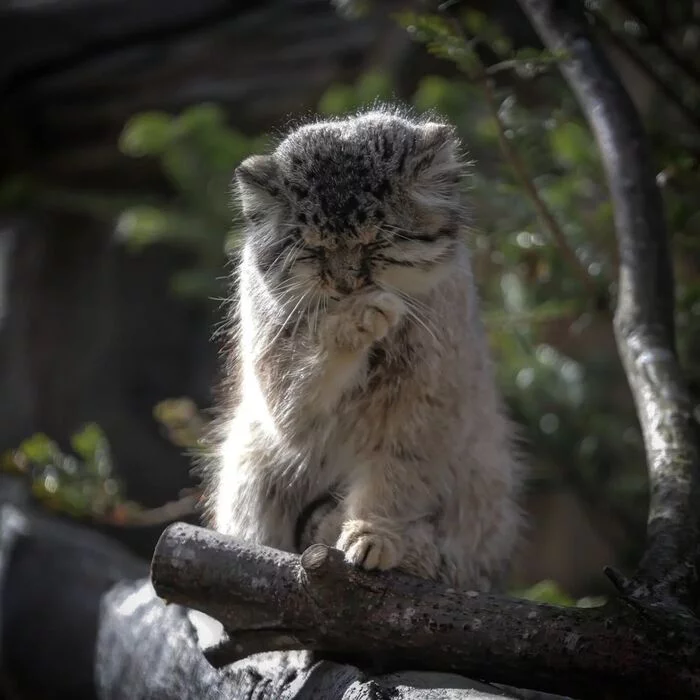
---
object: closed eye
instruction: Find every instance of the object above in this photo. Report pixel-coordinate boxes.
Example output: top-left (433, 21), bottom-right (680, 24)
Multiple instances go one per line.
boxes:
top-left (374, 238), bottom-right (456, 268)
top-left (379, 223), bottom-right (459, 244)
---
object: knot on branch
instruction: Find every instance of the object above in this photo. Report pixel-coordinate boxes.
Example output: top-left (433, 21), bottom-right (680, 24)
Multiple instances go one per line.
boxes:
top-left (150, 522), bottom-right (700, 697)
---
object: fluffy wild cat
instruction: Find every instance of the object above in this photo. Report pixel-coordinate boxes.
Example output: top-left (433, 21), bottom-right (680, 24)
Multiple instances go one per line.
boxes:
top-left (205, 107), bottom-right (523, 591)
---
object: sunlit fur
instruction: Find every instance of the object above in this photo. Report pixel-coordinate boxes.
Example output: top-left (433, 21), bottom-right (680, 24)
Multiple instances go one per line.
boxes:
top-left (204, 106), bottom-right (524, 591)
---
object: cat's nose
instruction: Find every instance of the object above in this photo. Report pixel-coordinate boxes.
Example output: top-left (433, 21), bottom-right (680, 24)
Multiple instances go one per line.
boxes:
top-left (334, 278), bottom-right (354, 295)
top-left (352, 276), bottom-right (369, 291)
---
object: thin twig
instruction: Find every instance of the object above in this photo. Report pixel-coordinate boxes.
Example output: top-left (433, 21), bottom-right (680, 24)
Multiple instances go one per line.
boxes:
top-left (478, 71), bottom-right (605, 304)
top-left (442, 13), bottom-right (606, 306)
top-left (104, 492), bottom-right (200, 528)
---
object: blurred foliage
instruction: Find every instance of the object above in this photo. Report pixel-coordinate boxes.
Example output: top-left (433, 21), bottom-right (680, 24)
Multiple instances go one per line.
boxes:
top-left (153, 397), bottom-right (207, 450)
top-left (0, 423), bottom-right (141, 522)
top-left (0, 399), bottom-right (599, 603)
top-left (117, 103), bottom-right (268, 298)
top-left (5, 0), bottom-right (699, 594)
top-left (112, 4), bottom-right (666, 569)
top-left (0, 399), bottom-right (206, 525)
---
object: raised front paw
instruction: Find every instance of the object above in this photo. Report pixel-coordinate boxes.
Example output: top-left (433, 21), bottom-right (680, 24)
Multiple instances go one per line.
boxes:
top-left (336, 519), bottom-right (405, 571)
top-left (322, 291), bottom-right (406, 353)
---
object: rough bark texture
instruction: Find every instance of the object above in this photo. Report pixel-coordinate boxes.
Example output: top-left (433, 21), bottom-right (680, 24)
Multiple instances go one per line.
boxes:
top-left (0, 478), bottom-right (517, 700)
top-left (151, 523), bottom-right (700, 699)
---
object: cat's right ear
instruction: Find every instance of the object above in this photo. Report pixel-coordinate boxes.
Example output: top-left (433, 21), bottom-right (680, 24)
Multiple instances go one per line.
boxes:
top-left (234, 155), bottom-right (282, 220)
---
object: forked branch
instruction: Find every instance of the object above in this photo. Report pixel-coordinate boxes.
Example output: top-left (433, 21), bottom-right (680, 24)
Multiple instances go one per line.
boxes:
top-left (516, 0), bottom-right (700, 617)
top-left (152, 523), bottom-right (700, 699)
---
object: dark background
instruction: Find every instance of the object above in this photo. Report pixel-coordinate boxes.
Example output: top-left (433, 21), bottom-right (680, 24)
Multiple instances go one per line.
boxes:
top-left (1, 0), bottom-right (699, 603)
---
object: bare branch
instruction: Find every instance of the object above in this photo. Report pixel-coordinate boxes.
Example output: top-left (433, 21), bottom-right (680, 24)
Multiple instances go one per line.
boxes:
top-left (516, 0), bottom-right (700, 614)
top-left (612, 0), bottom-right (700, 93)
top-left (477, 68), bottom-right (606, 304)
top-left (589, 9), bottom-right (700, 135)
top-left (104, 492), bottom-right (200, 527)
top-left (444, 14), bottom-right (606, 305)
top-left (151, 522), bottom-right (700, 699)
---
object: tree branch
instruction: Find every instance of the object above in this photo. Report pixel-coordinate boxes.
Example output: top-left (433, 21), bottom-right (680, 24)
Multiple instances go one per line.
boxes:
top-left (515, 0), bottom-right (700, 615)
top-left (151, 522), bottom-right (700, 699)
top-left (612, 0), bottom-right (700, 93)
top-left (589, 9), bottom-right (700, 135)
top-left (477, 64), bottom-right (605, 305)
top-left (444, 14), bottom-right (606, 306)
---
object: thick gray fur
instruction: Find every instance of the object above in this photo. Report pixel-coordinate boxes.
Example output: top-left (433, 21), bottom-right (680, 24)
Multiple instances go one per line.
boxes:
top-left (204, 106), bottom-right (524, 591)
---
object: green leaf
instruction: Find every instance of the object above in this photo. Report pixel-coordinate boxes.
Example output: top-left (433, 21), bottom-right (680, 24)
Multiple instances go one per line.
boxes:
top-left (550, 121), bottom-right (594, 168)
top-left (174, 103), bottom-right (226, 134)
top-left (119, 112), bottom-right (173, 157)
top-left (18, 433), bottom-right (57, 464)
top-left (70, 423), bottom-right (106, 462)
top-left (575, 595), bottom-right (607, 608)
top-left (517, 579), bottom-right (577, 606)
top-left (116, 206), bottom-right (170, 248)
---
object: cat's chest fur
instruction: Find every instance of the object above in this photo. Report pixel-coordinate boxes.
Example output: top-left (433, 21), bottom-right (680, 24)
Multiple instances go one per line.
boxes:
top-left (282, 332), bottom-right (419, 493)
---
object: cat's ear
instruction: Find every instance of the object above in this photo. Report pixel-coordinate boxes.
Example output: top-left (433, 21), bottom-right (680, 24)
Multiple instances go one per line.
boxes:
top-left (410, 122), bottom-right (463, 207)
top-left (234, 155), bottom-right (283, 219)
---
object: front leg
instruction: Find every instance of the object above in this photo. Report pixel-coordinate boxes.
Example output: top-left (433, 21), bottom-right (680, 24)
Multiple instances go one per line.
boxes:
top-left (336, 455), bottom-right (437, 575)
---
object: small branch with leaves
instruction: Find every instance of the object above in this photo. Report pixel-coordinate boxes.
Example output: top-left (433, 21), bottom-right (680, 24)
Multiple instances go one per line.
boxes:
top-left (399, 8), bottom-right (607, 308)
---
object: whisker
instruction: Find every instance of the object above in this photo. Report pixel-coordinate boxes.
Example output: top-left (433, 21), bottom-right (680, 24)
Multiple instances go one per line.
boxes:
top-left (378, 282), bottom-right (442, 347)
top-left (264, 286), bottom-right (315, 351)
top-left (259, 239), bottom-right (304, 280)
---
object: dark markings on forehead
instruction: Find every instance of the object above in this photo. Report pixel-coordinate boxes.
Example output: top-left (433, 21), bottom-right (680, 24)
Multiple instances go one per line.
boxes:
top-left (377, 131), bottom-right (395, 161)
top-left (291, 184), bottom-right (309, 199)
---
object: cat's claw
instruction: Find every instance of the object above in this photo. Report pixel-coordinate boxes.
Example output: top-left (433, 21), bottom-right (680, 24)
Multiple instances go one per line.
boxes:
top-left (336, 520), bottom-right (404, 571)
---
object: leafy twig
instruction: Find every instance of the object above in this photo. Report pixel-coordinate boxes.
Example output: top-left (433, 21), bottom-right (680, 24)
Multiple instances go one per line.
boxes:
top-left (430, 9), bottom-right (608, 307)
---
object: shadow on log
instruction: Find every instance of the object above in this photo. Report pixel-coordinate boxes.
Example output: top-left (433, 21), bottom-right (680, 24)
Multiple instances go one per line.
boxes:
top-left (0, 483), bottom-right (519, 700)
top-left (150, 522), bottom-right (700, 699)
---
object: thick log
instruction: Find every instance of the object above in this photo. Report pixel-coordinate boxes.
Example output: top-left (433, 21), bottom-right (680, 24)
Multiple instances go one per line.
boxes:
top-left (151, 522), bottom-right (700, 699)
top-left (0, 478), bottom-right (511, 700)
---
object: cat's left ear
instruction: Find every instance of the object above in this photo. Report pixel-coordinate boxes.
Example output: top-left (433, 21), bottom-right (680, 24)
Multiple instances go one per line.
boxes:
top-left (234, 155), bottom-right (283, 220)
top-left (410, 122), bottom-right (463, 206)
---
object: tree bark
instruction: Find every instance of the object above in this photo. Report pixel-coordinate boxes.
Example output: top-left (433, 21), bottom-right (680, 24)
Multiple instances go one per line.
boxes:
top-left (151, 522), bottom-right (700, 699)
top-left (0, 478), bottom-right (515, 700)
top-left (516, 0), bottom-right (700, 619)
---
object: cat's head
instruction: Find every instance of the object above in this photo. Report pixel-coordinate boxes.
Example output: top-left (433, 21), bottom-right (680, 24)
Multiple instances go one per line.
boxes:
top-left (234, 108), bottom-right (468, 303)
